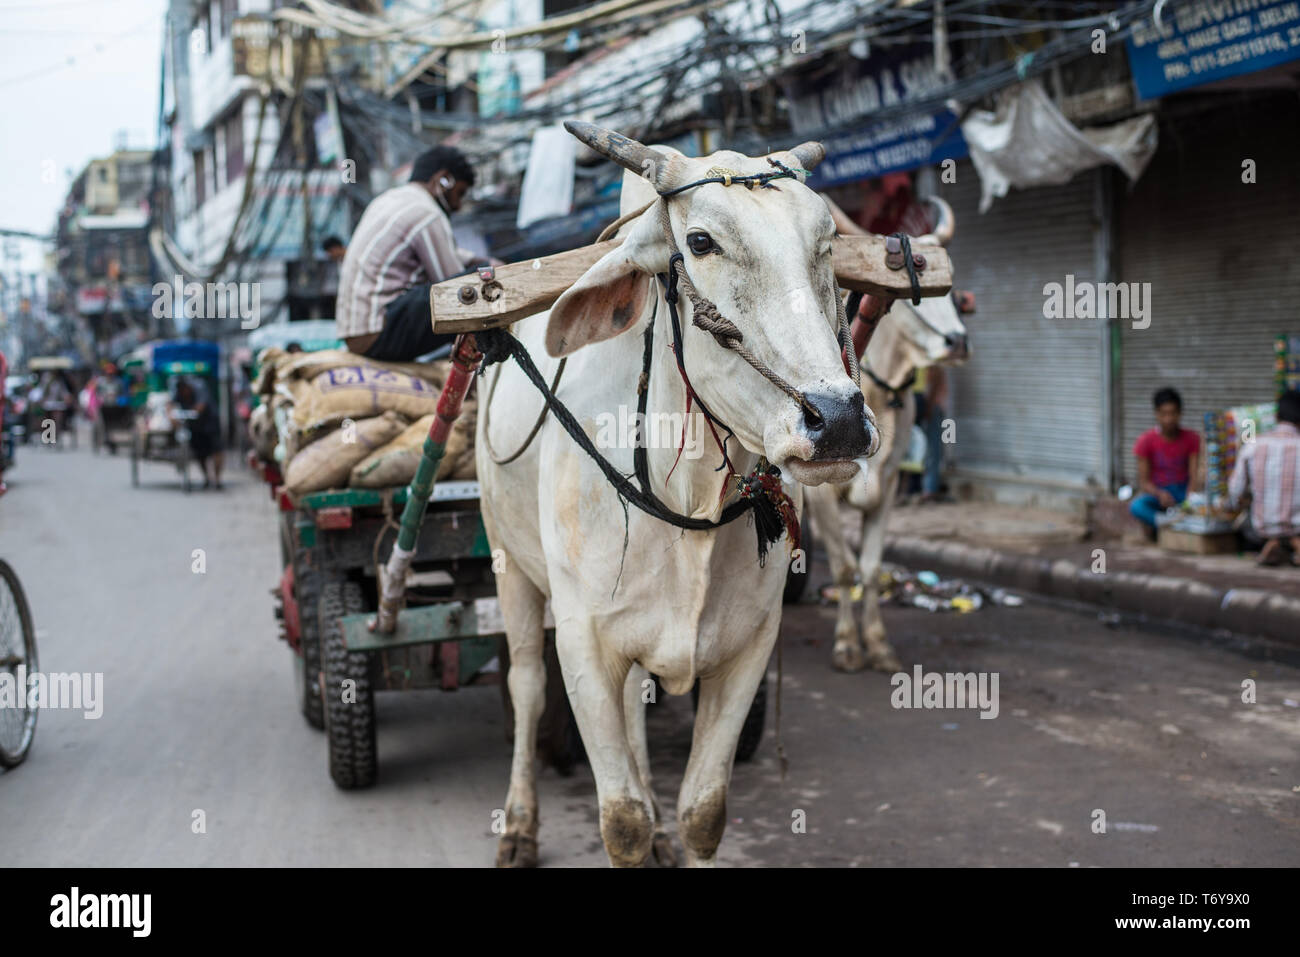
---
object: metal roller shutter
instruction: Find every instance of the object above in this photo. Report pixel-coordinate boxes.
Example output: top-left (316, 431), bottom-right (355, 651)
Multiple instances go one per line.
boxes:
top-left (1118, 95), bottom-right (1300, 484)
top-left (937, 161), bottom-right (1106, 489)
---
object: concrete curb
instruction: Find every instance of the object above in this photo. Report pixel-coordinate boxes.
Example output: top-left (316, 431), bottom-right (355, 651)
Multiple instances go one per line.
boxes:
top-left (883, 535), bottom-right (1300, 650)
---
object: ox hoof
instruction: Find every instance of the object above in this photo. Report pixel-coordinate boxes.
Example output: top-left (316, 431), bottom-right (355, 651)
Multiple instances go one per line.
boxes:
top-left (866, 647), bottom-right (902, 673)
top-left (650, 832), bottom-right (679, 868)
top-left (496, 833), bottom-right (539, 868)
top-left (831, 641), bottom-right (868, 673)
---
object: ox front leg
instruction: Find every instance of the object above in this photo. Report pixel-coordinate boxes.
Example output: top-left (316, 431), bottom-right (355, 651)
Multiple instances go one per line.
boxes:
top-left (496, 565), bottom-right (548, 868)
top-left (804, 483), bottom-right (866, 672)
top-left (559, 627), bottom-right (656, 868)
top-left (677, 621), bottom-right (779, 866)
top-left (624, 664), bottom-right (677, 867)
top-left (857, 501), bottom-right (902, 673)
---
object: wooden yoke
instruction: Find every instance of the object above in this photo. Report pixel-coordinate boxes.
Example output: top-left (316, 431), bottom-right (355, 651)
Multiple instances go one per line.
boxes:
top-left (430, 234), bottom-right (952, 334)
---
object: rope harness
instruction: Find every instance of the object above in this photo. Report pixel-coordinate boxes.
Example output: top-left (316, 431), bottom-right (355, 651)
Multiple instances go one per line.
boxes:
top-left (480, 157), bottom-right (860, 566)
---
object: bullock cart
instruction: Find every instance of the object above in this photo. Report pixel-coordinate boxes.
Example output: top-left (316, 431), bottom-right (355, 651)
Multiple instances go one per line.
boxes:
top-left (260, 447), bottom-right (769, 791)
top-left (261, 462), bottom-right (771, 789)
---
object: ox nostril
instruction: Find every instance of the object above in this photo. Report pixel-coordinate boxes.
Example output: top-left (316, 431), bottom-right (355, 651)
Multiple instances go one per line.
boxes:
top-left (800, 389), bottom-right (871, 460)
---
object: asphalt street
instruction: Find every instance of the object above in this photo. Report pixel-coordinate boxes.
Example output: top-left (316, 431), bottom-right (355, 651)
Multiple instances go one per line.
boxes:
top-left (1, 435), bottom-right (1297, 866)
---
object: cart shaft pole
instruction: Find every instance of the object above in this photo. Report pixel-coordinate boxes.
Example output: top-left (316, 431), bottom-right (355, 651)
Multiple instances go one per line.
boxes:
top-left (374, 334), bottom-right (482, 634)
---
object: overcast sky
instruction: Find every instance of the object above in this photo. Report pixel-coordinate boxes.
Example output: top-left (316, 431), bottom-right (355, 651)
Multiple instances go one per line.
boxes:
top-left (0, 0), bottom-right (167, 269)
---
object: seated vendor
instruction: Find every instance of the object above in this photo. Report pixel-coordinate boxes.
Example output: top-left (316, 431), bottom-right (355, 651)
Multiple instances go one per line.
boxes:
top-left (1131, 387), bottom-right (1201, 539)
top-left (335, 145), bottom-right (496, 363)
top-left (1226, 389), bottom-right (1300, 566)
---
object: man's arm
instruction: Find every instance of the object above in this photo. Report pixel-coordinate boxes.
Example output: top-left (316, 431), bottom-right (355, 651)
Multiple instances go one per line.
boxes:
top-left (1137, 455), bottom-right (1174, 507)
top-left (345, 332), bottom-right (380, 355)
top-left (1226, 446), bottom-right (1250, 511)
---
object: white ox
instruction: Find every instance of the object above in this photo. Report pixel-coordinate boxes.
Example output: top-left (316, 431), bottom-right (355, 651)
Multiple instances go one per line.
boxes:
top-left (804, 199), bottom-right (969, 672)
top-left (477, 122), bottom-right (878, 867)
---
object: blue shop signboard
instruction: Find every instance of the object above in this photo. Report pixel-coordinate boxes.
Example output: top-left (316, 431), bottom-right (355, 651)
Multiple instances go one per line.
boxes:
top-left (783, 47), bottom-right (968, 189)
top-left (1126, 0), bottom-right (1300, 100)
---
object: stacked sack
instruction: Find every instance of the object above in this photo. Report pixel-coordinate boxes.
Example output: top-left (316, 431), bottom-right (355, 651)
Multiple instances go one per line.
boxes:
top-left (249, 348), bottom-right (477, 496)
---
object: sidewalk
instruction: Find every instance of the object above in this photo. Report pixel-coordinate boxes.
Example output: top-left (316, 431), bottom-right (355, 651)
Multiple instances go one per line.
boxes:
top-left (853, 501), bottom-right (1300, 652)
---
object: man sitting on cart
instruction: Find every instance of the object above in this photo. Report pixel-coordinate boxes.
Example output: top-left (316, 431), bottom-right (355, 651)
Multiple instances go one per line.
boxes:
top-left (173, 377), bottom-right (224, 490)
top-left (335, 145), bottom-right (499, 363)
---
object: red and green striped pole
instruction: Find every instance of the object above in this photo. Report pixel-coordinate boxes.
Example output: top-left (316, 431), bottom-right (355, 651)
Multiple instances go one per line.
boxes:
top-left (373, 333), bottom-right (482, 634)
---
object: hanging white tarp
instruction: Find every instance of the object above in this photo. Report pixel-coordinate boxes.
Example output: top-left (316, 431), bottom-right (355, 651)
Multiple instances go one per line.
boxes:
top-left (516, 125), bottom-right (576, 230)
top-left (961, 79), bottom-right (1157, 212)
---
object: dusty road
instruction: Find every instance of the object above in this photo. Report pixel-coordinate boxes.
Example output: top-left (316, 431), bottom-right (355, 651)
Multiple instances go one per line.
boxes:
top-left (1, 435), bottom-right (1297, 866)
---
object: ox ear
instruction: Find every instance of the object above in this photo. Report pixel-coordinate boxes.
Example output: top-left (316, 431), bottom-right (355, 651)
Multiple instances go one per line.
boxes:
top-left (544, 212), bottom-right (665, 357)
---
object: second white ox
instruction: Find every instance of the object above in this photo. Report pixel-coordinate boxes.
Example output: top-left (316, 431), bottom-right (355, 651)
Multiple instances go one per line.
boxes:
top-left (804, 198), bottom-right (970, 672)
top-left (478, 122), bottom-right (878, 867)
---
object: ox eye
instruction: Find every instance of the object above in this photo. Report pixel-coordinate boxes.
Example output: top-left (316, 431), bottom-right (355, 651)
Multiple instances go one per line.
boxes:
top-left (686, 231), bottom-right (715, 256)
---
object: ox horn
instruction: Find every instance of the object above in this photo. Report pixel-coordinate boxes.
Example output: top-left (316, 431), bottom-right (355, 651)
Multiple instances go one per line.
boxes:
top-left (914, 195), bottom-right (955, 246)
top-left (564, 120), bottom-right (669, 188)
top-left (786, 140), bottom-right (826, 173)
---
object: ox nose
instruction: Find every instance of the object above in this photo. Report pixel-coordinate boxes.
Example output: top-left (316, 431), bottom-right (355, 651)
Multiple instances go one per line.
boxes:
top-left (945, 333), bottom-right (969, 360)
top-left (801, 388), bottom-right (876, 461)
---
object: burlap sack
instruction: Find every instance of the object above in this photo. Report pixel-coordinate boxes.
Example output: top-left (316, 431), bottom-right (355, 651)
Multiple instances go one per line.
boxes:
top-left (349, 399), bottom-right (477, 488)
top-left (447, 400), bottom-right (477, 480)
top-left (278, 350), bottom-right (450, 389)
top-left (252, 347), bottom-right (287, 396)
top-left (285, 410), bottom-right (406, 495)
top-left (292, 364), bottom-right (446, 437)
top-left (248, 404), bottom-right (277, 461)
top-left (255, 347), bottom-right (450, 400)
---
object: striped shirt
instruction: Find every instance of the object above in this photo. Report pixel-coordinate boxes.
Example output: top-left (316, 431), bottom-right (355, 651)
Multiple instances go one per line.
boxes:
top-left (1228, 421), bottom-right (1300, 538)
top-left (335, 182), bottom-right (473, 337)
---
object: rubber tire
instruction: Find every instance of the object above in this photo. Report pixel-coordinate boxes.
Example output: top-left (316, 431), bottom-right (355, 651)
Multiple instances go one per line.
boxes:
top-left (294, 562), bottom-right (324, 731)
top-left (691, 674), bottom-right (767, 763)
top-left (320, 579), bottom-right (376, 788)
top-left (0, 559), bottom-right (38, 768)
top-left (783, 521), bottom-right (814, 605)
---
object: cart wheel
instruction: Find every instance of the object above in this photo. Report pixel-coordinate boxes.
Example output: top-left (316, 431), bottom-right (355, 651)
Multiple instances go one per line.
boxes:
top-left (0, 559), bottom-right (38, 768)
top-left (294, 560), bottom-right (324, 731)
top-left (130, 436), bottom-right (140, 487)
top-left (320, 578), bottom-right (376, 788)
top-left (691, 673), bottom-right (767, 763)
top-left (783, 521), bottom-right (814, 604)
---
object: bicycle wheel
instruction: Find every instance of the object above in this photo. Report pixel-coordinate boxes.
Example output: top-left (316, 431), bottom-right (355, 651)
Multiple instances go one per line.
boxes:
top-left (0, 559), bottom-right (37, 767)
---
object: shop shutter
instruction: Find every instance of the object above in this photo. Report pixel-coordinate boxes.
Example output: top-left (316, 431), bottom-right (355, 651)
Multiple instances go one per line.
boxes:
top-left (937, 162), bottom-right (1106, 489)
top-left (1118, 95), bottom-right (1300, 483)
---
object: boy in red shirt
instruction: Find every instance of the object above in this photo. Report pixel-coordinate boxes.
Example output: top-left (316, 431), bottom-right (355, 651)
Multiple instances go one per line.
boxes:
top-left (1131, 387), bottom-right (1201, 539)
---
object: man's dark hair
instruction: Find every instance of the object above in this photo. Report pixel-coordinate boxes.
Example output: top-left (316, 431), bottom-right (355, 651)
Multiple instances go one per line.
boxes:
top-left (1153, 387), bottom-right (1182, 410)
top-left (410, 145), bottom-right (475, 187)
top-left (321, 236), bottom-right (344, 252)
top-left (1278, 389), bottom-right (1300, 426)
